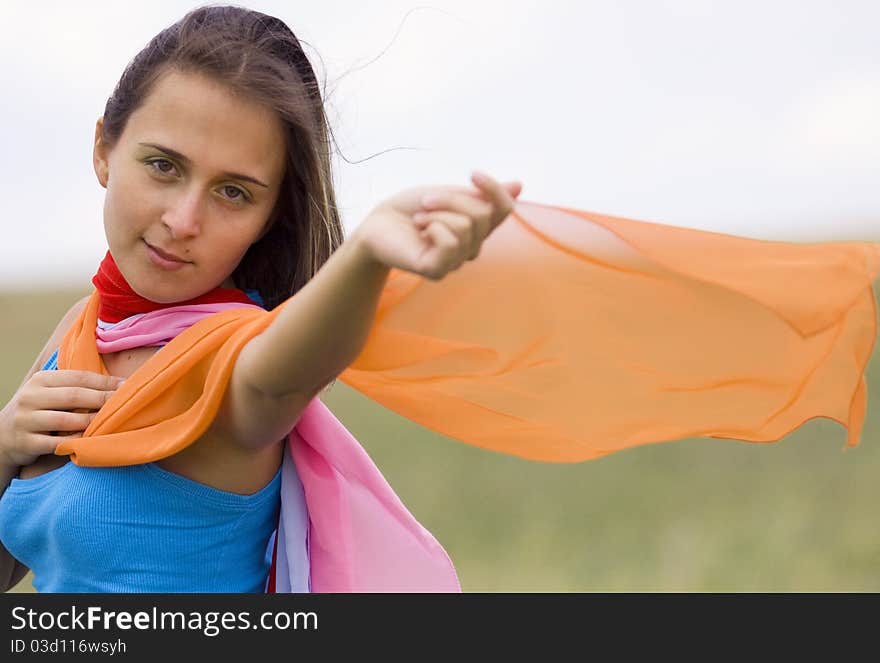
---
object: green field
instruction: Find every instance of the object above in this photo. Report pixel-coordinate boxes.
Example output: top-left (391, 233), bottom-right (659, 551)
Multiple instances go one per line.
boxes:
top-left (2, 287), bottom-right (879, 592)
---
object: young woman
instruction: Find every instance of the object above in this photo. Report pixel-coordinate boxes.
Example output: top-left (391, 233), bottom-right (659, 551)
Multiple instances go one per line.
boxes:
top-left (3, 4), bottom-right (878, 594)
top-left (0, 4), bottom-right (519, 592)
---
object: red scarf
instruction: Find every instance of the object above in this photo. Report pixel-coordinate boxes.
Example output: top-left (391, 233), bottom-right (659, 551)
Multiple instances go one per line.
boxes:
top-left (91, 250), bottom-right (256, 323)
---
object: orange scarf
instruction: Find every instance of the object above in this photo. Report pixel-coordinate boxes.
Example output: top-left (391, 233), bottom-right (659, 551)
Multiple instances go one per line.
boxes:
top-left (56, 200), bottom-right (880, 466)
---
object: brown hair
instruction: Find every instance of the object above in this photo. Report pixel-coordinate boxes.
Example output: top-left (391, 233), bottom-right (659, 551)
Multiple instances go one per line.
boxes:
top-left (100, 3), bottom-right (344, 311)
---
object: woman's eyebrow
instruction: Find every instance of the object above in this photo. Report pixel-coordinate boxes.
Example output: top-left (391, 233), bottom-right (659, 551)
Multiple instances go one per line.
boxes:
top-left (138, 142), bottom-right (269, 188)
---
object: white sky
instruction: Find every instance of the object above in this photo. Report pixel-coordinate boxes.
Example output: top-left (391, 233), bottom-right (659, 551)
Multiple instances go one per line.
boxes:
top-left (1, 0), bottom-right (878, 289)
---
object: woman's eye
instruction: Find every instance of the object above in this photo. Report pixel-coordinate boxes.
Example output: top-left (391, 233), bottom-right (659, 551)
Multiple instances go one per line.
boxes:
top-left (146, 158), bottom-right (177, 175)
top-left (222, 185), bottom-right (249, 203)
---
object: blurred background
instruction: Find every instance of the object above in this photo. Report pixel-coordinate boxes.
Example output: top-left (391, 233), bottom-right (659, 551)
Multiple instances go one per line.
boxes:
top-left (2, 0), bottom-right (879, 591)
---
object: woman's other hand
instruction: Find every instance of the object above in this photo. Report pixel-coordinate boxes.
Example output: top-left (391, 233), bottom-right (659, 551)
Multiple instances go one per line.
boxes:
top-left (352, 171), bottom-right (522, 280)
top-left (0, 370), bottom-right (124, 468)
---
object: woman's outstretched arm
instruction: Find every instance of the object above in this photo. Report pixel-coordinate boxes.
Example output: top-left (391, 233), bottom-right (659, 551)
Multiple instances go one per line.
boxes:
top-left (215, 173), bottom-right (520, 450)
top-left (209, 234), bottom-right (389, 450)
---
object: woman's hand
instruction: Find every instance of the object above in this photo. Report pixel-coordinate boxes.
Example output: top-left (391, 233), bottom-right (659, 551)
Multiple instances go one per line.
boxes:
top-left (0, 370), bottom-right (123, 468)
top-left (351, 171), bottom-right (522, 280)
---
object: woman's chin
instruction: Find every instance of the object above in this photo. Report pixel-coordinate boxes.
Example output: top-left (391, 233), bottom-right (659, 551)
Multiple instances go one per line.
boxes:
top-left (127, 273), bottom-right (194, 304)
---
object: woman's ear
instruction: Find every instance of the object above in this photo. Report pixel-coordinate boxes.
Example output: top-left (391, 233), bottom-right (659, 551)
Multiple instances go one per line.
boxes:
top-left (93, 117), bottom-right (110, 188)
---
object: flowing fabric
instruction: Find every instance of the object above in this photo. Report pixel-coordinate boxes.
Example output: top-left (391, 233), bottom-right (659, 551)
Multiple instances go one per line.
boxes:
top-left (341, 200), bottom-right (880, 461)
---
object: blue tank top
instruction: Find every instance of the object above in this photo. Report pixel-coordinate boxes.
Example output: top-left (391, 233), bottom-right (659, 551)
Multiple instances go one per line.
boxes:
top-left (0, 349), bottom-right (282, 592)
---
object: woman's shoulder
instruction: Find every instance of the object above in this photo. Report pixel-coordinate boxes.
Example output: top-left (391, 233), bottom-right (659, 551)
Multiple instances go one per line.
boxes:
top-left (16, 295), bottom-right (91, 389)
top-left (41, 294), bottom-right (90, 361)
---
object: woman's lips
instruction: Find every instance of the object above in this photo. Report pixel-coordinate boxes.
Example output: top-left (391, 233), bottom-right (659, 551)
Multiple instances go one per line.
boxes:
top-left (144, 240), bottom-right (190, 271)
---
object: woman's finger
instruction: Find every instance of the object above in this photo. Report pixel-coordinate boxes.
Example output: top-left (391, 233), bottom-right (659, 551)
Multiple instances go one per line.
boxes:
top-left (433, 181), bottom-right (522, 202)
top-left (470, 172), bottom-right (519, 231)
top-left (35, 369), bottom-right (125, 391)
top-left (418, 220), bottom-right (465, 279)
top-left (413, 210), bottom-right (477, 258)
top-left (26, 433), bottom-right (70, 456)
top-left (36, 386), bottom-right (118, 412)
top-left (420, 192), bottom-right (493, 241)
top-left (32, 409), bottom-right (97, 433)
top-left (504, 180), bottom-right (523, 199)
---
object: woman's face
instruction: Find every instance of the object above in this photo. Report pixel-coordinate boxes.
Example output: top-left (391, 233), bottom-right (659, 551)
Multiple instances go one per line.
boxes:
top-left (93, 67), bottom-right (287, 303)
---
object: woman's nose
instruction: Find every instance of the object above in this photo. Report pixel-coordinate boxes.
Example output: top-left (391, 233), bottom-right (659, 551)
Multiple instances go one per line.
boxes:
top-left (161, 188), bottom-right (202, 239)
